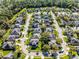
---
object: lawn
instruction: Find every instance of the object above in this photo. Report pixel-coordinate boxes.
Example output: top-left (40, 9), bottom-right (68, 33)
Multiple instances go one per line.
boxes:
top-left (0, 39), bottom-right (2, 47)
top-left (60, 55), bottom-right (69, 59)
top-left (3, 29), bottom-right (11, 40)
top-left (44, 57), bottom-right (54, 59)
top-left (19, 53), bottom-right (25, 59)
top-left (34, 41), bottom-right (41, 51)
top-left (34, 56), bottom-right (41, 59)
top-left (63, 36), bottom-right (68, 42)
top-left (28, 41), bottom-right (42, 52)
top-left (0, 50), bottom-right (11, 56)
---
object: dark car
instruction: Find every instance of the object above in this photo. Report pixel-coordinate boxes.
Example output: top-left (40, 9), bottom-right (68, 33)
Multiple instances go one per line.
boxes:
top-left (59, 51), bottom-right (64, 53)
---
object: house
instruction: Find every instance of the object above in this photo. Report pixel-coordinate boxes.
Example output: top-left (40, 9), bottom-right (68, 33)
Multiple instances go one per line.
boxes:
top-left (70, 37), bottom-right (79, 43)
top-left (49, 40), bottom-right (56, 46)
top-left (76, 49), bottom-right (79, 55)
top-left (34, 12), bottom-right (41, 19)
top-left (16, 17), bottom-right (23, 24)
top-left (11, 28), bottom-right (21, 35)
top-left (34, 15), bottom-right (41, 19)
top-left (35, 8), bottom-right (40, 12)
top-left (34, 13), bottom-right (41, 23)
top-left (14, 24), bottom-right (21, 28)
top-left (30, 38), bottom-right (39, 47)
top-left (66, 31), bottom-right (73, 39)
top-left (61, 20), bottom-right (67, 26)
top-left (3, 52), bottom-right (14, 59)
top-left (34, 18), bottom-right (41, 23)
top-left (3, 57), bottom-right (13, 59)
top-left (43, 12), bottom-right (48, 16)
top-left (33, 28), bottom-right (42, 33)
top-left (32, 23), bottom-right (39, 28)
top-left (33, 33), bottom-right (41, 38)
top-left (49, 34), bottom-right (55, 39)
top-left (2, 41), bottom-right (15, 50)
top-left (45, 22), bottom-right (50, 26)
top-left (45, 27), bottom-right (53, 32)
top-left (8, 35), bottom-right (20, 40)
top-left (74, 21), bottom-right (79, 27)
top-left (44, 18), bottom-right (49, 22)
top-left (8, 35), bottom-right (15, 41)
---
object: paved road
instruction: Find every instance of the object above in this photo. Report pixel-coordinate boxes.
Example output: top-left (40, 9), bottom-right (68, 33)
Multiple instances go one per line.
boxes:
top-left (51, 11), bottom-right (70, 59)
top-left (21, 14), bottom-right (32, 54)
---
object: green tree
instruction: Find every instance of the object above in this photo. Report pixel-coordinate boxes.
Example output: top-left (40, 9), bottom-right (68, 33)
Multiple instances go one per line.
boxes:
top-left (56, 38), bottom-right (62, 44)
top-left (40, 32), bottom-right (50, 44)
top-left (42, 44), bottom-right (50, 52)
top-left (51, 44), bottom-right (59, 51)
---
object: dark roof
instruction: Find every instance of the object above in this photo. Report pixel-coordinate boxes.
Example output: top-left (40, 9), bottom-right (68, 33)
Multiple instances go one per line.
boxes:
top-left (11, 28), bottom-right (20, 35)
top-left (2, 42), bottom-right (14, 50)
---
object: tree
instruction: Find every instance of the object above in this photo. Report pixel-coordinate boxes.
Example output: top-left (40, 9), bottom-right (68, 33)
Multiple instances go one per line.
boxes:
top-left (40, 32), bottom-right (50, 44)
top-left (42, 44), bottom-right (50, 52)
top-left (0, 30), bottom-right (6, 38)
top-left (63, 16), bottom-right (70, 21)
top-left (56, 38), bottom-right (62, 44)
top-left (51, 44), bottom-right (59, 51)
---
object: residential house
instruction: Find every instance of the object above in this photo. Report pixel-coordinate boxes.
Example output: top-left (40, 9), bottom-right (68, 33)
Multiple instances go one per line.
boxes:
top-left (3, 52), bottom-right (14, 59)
top-left (16, 17), bottom-right (23, 24)
top-left (33, 28), bottom-right (42, 33)
top-left (30, 38), bottom-right (39, 47)
top-left (2, 41), bottom-right (15, 50)
top-left (11, 28), bottom-right (21, 35)
top-left (14, 24), bottom-right (21, 28)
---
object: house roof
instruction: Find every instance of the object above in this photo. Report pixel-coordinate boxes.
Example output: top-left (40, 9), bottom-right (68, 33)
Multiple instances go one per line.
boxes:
top-left (34, 28), bottom-right (42, 33)
top-left (8, 35), bottom-right (15, 41)
top-left (2, 41), bottom-right (14, 50)
top-left (15, 24), bottom-right (21, 28)
top-left (45, 27), bottom-right (53, 32)
top-left (11, 28), bottom-right (20, 35)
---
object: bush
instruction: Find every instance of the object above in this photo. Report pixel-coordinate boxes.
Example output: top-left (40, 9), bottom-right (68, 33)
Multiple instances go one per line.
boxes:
top-left (0, 30), bottom-right (6, 38)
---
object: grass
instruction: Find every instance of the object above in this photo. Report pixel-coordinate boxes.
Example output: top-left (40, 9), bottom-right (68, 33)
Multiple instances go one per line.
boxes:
top-left (53, 29), bottom-right (58, 37)
top-left (71, 51), bottom-right (77, 56)
top-left (3, 29), bottom-right (11, 40)
top-left (44, 57), bottom-right (54, 59)
top-left (35, 41), bottom-right (41, 51)
top-left (28, 41), bottom-right (42, 52)
top-left (63, 36), bottom-right (68, 42)
top-left (25, 38), bottom-right (30, 45)
top-left (1, 50), bottom-right (11, 56)
top-left (25, 32), bottom-right (32, 45)
top-left (0, 39), bottom-right (2, 47)
top-left (19, 53), bottom-right (25, 59)
top-left (14, 50), bottom-right (18, 59)
top-left (34, 56), bottom-right (41, 59)
top-left (60, 55), bottom-right (69, 59)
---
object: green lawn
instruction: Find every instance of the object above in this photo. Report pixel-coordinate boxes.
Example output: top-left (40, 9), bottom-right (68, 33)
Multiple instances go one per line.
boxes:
top-left (25, 38), bottom-right (30, 45)
top-left (0, 39), bottom-right (2, 47)
top-left (3, 29), bottom-right (11, 40)
top-left (1, 50), bottom-right (11, 56)
top-left (29, 41), bottom-right (41, 52)
top-left (44, 57), bottom-right (54, 59)
top-left (63, 36), bottom-right (68, 42)
top-left (35, 41), bottom-right (41, 51)
top-left (34, 56), bottom-right (41, 59)
top-left (19, 54), bottom-right (25, 59)
top-left (53, 29), bottom-right (58, 37)
top-left (60, 55), bottom-right (69, 59)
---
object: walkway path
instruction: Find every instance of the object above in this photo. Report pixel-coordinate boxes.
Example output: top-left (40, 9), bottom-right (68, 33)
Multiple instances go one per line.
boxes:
top-left (51, 11), bottom-right (70, 59)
